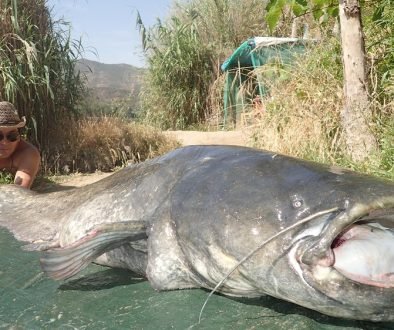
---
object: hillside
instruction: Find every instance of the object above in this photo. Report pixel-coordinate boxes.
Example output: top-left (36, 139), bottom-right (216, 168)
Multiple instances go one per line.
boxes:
top-left (76, 59), bottom-right (145, 107)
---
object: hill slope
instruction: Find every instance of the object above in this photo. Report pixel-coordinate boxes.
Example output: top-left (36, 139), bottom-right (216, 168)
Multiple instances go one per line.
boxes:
top-left (76, 59), bottom-right (145, 101)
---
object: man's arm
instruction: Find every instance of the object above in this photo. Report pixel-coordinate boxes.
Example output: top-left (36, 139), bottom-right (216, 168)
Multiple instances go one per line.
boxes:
top-left (14, 145), bottom-right (41, 189)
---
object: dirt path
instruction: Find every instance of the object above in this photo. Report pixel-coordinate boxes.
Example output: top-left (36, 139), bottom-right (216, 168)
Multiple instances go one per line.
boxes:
top-left (40, 129), bottom-right (252, 191)
top-left (53, 172), bottom-right (114, 187)
top-left (164, 129), bottom-right (251, 147)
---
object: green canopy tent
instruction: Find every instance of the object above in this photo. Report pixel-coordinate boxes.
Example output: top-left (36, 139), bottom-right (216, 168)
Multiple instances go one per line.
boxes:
top-left (221, 37), bottom-right (308, 127)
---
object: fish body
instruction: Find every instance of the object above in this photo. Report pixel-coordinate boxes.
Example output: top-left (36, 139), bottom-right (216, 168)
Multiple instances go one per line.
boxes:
top-left (0, 146), bottom-right (393, 321)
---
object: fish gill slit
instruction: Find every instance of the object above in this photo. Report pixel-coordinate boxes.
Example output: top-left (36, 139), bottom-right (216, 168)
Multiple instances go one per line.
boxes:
top-left (198, 206), bottom-right (339, 323)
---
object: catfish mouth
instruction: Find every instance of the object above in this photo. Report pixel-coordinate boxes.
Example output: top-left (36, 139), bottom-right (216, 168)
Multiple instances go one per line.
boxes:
top-left (294, 206), bottom-right (394, 289)
top-left (330, 208), bottom-right (394, 288)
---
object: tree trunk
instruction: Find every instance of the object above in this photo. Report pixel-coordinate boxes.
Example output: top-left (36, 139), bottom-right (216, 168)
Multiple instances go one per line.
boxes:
top-left (291, 16), bottom-right (298, 38)
top-left (338, 0), bottom-right (377, 162)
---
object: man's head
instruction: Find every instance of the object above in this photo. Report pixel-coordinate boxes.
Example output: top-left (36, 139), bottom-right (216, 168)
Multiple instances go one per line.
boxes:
top-left (0, 102), bottom-right (25, 159)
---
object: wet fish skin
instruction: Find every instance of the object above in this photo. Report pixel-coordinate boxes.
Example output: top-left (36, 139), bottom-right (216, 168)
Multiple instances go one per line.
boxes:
top-left (0, 145), bottom-right (393, 321)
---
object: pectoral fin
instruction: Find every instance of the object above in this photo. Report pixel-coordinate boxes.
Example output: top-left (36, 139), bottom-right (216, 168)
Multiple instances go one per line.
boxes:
top-left (40, 221), bottom-right (147, 280)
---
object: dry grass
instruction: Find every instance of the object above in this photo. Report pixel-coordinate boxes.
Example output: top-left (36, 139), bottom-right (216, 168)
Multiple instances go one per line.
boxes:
top-left (41, 117), bottom-right (180, 174)
top-left (206, 73), bottom-right (227, 129)
top-left (246, 40), bottom-right (393, 179)
top-left (249, 42), bottom-right (345, 164)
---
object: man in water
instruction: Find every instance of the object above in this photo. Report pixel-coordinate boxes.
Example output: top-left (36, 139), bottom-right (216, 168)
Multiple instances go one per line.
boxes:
top-left (0, 101), bottom-right (40, 189)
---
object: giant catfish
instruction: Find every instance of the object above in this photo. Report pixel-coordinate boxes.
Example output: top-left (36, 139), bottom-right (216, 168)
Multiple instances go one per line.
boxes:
top-left (0, 146), bottom-right (393, 321)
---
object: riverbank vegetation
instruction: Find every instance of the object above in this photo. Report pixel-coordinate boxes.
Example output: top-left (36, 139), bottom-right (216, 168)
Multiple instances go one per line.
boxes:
top-left (0, 0), bottom-right (392, 180)
top-left (0, 0), bottom-right (176, 177)
top-left (0, 0), bottom-right (84, 154)
top-left (138, 0), bottom-right (393, 178)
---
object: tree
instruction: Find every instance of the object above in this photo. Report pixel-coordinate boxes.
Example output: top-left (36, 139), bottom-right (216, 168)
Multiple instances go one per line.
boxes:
top-left (338, 0), bottom-right (377, 161)
top-left (266, 0), bottom-right (377, 161)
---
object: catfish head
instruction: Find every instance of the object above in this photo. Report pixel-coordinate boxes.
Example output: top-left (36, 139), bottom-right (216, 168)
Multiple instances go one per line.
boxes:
top-left (271, 167), bottom-right (394, 321)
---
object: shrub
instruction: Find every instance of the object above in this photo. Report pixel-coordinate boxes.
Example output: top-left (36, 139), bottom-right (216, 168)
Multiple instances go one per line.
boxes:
top-left (250, 38), bottom-right (393, 179)
top-left (41, 117), bottom-right (180, 174)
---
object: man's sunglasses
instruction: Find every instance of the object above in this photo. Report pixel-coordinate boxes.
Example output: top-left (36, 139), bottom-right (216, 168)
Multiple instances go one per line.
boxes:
top-left (0, 131), bottom-right (20, 142)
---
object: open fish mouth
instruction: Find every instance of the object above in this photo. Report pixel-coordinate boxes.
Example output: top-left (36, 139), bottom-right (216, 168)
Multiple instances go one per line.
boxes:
top-left (294, 204), bottom-right (394, 289)
top-left (331, 208), bottom-right (394, 288)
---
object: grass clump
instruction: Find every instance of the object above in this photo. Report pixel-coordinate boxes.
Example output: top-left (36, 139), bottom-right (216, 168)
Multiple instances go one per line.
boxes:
top-left (251, 39), bottom-right (344, 161)
top-left (0, 172), bottom-right (14, 185)
top-left (250, 38), bottom-right (393, 180)
top-left (41, 117), bottom-right (180, 174)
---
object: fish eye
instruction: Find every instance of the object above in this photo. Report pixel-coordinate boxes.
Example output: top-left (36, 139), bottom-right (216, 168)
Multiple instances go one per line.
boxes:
top-left (292, 200), bottom-right (303, 208)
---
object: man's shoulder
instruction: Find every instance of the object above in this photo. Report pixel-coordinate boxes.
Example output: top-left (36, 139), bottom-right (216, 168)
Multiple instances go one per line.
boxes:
top-left (14, 140), bottom-right (40, 161)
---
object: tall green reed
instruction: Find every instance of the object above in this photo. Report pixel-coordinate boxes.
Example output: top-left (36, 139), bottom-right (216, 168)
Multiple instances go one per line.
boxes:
top-left (0, 0), bottom-right (85, 160)
top-left (137, 0), bottom-right (268, 129)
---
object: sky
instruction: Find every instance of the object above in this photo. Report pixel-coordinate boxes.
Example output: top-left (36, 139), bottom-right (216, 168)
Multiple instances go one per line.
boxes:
top-left (47, 0), bottom-right (172, 67)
